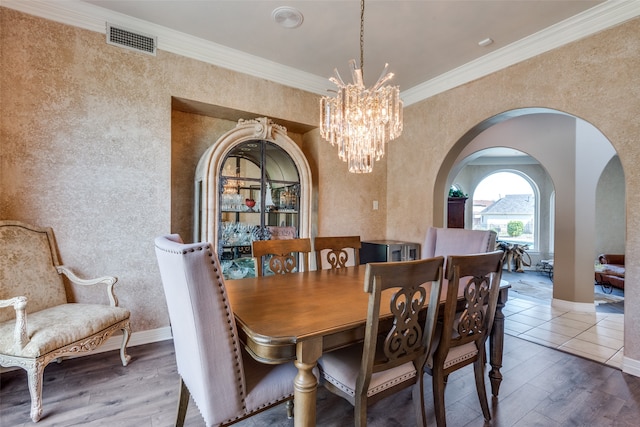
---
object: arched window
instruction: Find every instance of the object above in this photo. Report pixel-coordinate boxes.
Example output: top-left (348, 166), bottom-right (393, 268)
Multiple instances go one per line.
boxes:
top-left (472, 171), bottom-right (537, 250)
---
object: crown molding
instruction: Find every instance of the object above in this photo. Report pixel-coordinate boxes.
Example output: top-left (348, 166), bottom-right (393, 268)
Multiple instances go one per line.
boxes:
top-left (1, 0), bottom-right (334, 95)
top-left (2, 0), bottom-right (639, 106)
top-left (401, 0), bottom-right (640, 106)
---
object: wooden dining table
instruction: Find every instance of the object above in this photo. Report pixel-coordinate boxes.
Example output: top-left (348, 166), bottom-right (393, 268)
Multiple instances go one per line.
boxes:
top-left (226, 265), bottom-right (510, 427)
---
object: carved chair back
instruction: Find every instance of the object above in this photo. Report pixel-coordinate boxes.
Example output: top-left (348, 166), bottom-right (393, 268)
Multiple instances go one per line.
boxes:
top-left (427, 250), bottom-right (505, 426)
top-left (314, 236), bottom-right (361, 270)
top-left (252, 238), bottom-right (311, 276)
top-left (0, 221), bottom-right (67, 323)
top-left (319, 256), bottom-right (445, 426)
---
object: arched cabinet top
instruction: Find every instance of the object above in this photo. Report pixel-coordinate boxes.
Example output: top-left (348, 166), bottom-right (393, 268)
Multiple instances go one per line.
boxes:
top-left (195, 117), bottom-right (312, 252)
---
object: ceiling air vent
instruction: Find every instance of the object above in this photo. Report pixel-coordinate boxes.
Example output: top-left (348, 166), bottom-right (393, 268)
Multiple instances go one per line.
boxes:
top-left (106, 23), bottom-right (157, 56)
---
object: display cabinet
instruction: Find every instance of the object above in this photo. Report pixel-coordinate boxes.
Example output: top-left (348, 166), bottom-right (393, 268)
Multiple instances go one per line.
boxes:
top-left (194, 118), bottom-right (312, 281)
top-left (216, 141), bottom-right (301, 279)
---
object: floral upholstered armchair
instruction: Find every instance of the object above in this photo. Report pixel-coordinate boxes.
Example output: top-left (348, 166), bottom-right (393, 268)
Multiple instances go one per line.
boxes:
top-left (0, 220), bottom-right (131, 422)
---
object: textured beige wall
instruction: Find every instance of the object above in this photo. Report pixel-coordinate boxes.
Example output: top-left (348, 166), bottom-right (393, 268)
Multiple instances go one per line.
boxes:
top-left (0, 7), bottom-right (379, 332)
top-left (171, 112), bottom-right (243, 244)
top-left (388, 18), bottom-right (640, 359)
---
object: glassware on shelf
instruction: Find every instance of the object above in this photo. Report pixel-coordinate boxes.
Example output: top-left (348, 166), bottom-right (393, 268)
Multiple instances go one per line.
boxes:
top-left (265, 183), bottom-right (274, 211)
top-left (221, 222), bottom-right (257, 246)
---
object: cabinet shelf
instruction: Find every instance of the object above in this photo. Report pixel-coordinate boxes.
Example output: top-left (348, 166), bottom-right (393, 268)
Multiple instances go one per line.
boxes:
top-left (220, 208), bottom-right (299, 214)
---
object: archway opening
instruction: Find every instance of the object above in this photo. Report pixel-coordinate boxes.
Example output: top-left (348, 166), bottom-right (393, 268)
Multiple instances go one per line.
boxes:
top-left (435, 108), bottom-right (623, 304)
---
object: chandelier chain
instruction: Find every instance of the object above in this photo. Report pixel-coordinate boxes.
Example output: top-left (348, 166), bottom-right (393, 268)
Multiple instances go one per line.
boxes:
top-left (360, 0), bottom-right (365, 79)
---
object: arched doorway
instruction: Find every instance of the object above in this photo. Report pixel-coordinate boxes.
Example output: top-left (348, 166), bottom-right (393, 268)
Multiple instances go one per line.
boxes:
top-left (434, 109), bottom-right (624, 311)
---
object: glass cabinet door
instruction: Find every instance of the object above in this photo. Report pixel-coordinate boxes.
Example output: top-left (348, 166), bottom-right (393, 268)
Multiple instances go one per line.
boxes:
top-left (218, 140), bottom-right (300, 279)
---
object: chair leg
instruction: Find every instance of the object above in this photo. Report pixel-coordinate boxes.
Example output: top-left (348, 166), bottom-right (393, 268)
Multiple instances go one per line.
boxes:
top-left (432, 369), bottom-right (447, 427)
top-left (26, 361), bottom-right (45, 422)
top-left (354, 394), bottom-right (368, 427)
top-left (120, 323), bottom-right (132, 366)
top-left (286, 399), bottom-right (294, 418)
top-left (176, 378), bottom-right (190, 427)
top-left (473, 357), bottom-right (491, 422)
top-left (412, 376), bottom-right (427, 427)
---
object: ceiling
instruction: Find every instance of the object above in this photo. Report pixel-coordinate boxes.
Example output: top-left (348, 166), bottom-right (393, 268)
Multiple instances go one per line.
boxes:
top-left (9, 1), bottom-right (639, 106)
top-left (78, 0), bottom-right (615, 101)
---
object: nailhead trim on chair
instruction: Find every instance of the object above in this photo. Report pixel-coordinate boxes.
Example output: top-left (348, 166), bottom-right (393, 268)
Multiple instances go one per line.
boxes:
top-left (443, 350), bottom-right (478, 369)
top-left (204, 245), bottom-right (250, 415)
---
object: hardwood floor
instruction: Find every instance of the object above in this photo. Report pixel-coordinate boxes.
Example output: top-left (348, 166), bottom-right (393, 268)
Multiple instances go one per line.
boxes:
top-left (3, 336), bottom-right (640, 426)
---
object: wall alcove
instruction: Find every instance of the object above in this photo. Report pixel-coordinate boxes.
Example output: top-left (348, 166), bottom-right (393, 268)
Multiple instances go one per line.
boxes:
top-left (194, 117), bottom-right (312, 268)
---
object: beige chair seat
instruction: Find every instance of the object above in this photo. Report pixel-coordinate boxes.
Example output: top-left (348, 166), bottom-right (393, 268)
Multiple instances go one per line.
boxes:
top-left (0, 303), bottom-right (130, 358)
top-left (320, 344), bottom-right (417, 399)
top-left (0, 220), bottom-right (131, 423)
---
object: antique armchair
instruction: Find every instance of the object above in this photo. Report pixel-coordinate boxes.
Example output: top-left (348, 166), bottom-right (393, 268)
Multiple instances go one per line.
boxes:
top-left (154, 234), bottom-right (298, 426)
top-left (318, 257), bottom-right (445, 427)
top-left (425, 250), bottom-right (505, 426)
top-left (314, 236), bottom-right (361, 270)
top-left (0, 220), bottom-right (131, 423)
top-left (251, 238), bottom-right (311, 276)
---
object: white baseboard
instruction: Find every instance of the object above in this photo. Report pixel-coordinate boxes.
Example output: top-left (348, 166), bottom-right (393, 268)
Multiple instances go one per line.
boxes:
top-left (96, 326), bottom-right (174, 354)
top-left (622, 356), bottom-right (640, 378)
top-left (0, 327), bottom-right (173, 373)
top-left (551, 298), bottom-right (596, 313)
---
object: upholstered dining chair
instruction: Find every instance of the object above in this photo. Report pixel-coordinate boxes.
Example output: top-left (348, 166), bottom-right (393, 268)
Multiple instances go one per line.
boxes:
top-left (422, 226), bottom-right (497, 260)
top-left (425, 250), bottom-right (505, 427)
top-left (314, 236), bottom-right (361, 270)
top-left (252, 238), bottom-right (312, 276)
top-left (318, 256), bottom-right (445, 427)
top-left (154, 234), bottom-right (298, 427)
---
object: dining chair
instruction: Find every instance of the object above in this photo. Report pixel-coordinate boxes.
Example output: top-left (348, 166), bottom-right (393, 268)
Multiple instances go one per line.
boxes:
top-left (314, 235), bottom-right (361, 270)
top-left (421, 226), bottom-right (497, 260)
top-left (154, 234), bottom-right (298, 426)
top-left (425, 250), bottom-right (505, 427)
top-left (318, 256), bottom-right (445, 427)
top-left (252, 238), bottom-right (311, 276)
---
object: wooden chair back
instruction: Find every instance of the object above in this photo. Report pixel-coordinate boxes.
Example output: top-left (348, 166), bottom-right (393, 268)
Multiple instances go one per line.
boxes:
top-left (319, 256), bottom-right (445, 426)
top-left (427, 249), bottom-right (505, 426)
top-left (252, 238), bottom-right (311, 276)
top-left (314, 236), bottom-right (361, 270)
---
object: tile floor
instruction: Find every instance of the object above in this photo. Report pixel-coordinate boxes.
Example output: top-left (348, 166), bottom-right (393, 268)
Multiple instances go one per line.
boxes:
top-left (502, 270), bottom-right (625, 369)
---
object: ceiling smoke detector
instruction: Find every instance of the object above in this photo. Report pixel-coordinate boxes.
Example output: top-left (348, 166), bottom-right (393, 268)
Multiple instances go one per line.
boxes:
top-left (272, 6), bottom-right (304, 29)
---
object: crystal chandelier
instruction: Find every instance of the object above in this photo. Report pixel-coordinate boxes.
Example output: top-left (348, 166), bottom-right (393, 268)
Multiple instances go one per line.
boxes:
top-left (319, 0), bottom-right (403, 174)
